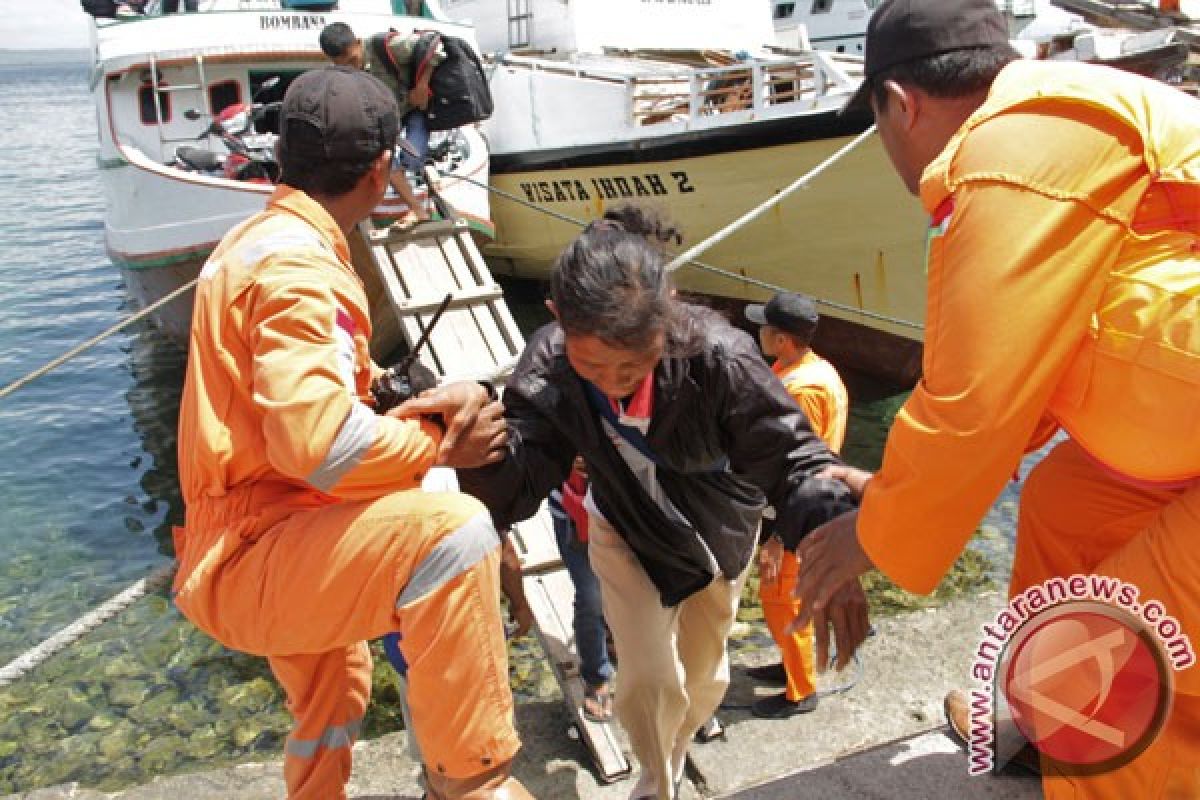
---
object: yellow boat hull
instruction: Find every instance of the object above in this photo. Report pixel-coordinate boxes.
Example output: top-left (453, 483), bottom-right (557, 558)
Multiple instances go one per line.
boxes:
top-left (484, 130), bottom-right (929, 384)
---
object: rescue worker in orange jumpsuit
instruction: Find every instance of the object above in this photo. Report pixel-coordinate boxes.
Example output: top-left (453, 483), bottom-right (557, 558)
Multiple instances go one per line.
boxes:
top-left (790, 1), bottom-right (1200, 798)
top-left (744, 292), bottom-right (848, 719)
top-left (172, 67), bottom-right (534, 800)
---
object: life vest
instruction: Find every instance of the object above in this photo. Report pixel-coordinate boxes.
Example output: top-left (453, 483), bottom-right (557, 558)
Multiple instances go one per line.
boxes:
top-left (925, 60), bottom-right (1200, 485)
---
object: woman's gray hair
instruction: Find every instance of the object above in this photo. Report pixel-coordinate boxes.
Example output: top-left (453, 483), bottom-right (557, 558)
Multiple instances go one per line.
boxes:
top-left (550, 205), bottom-right (715, 355)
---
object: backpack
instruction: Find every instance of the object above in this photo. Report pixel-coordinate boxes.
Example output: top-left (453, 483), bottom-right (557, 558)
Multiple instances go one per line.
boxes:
top-left (367, 29), bottom-right (444, 89)
top-left (412, 33), bottom-right (494, 131)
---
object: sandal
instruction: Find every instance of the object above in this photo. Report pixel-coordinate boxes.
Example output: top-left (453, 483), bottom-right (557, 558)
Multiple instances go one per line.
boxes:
top-left (582, 682), bottom-right (614, 723)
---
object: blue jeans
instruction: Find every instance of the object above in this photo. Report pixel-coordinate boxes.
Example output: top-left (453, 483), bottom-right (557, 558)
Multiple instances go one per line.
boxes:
top-left (550, 495), bottom-right (614, 688)
top-left (396, 108), bottom-right (430, 174)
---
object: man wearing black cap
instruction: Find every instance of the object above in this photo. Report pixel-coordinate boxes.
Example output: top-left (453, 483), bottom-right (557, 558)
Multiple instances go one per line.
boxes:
top-left (173, 67), bottom-right (534, 800)
top-left (319, 21), bottom-right (441, 223)
top-left (743, 292), bottom-right (848, 719)
top-left (793, 1), bottom-right (1200, 798)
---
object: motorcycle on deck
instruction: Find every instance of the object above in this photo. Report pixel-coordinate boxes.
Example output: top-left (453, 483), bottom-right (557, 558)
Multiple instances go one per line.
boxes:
top-left (173, 76), bottom-right (282, 184)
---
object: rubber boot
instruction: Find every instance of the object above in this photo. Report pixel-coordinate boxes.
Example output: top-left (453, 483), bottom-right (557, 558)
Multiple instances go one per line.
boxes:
top-left (424, 761), bottom-right (536, 800)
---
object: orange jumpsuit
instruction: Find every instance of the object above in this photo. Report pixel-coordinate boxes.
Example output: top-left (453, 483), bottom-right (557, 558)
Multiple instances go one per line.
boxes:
top-left (173, 187), bottom-right (519, 799)
top-left (856, 60), bottom-right (1200, 798)
top-left (762, 353), bottom-right (848, 701)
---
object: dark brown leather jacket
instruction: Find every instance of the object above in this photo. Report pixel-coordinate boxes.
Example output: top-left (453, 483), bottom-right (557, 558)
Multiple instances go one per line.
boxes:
top-left (458, 312), bottom-right (856, 606)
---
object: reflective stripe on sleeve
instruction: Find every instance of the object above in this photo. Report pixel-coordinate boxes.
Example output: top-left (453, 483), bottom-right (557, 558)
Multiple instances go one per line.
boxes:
top-left (307, 401), bottom-right (378, 492)
top-left (396, 512), bottom-right (499, 609)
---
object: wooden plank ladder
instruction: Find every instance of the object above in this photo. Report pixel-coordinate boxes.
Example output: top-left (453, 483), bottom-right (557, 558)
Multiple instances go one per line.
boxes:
top-left (507, 503), bottom-right (632, 783)
top-left (354, 203), bottom-right (632, 784)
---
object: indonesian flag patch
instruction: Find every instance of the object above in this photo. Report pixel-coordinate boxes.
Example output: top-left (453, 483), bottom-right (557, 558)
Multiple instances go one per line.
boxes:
top-left (924, 196), bottom-right (955, 273)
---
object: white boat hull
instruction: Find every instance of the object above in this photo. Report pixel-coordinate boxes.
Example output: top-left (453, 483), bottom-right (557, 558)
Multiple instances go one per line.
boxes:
top-left (103, 135), bottom-right (492, 358)
top-left (471, 49), bottom-right (927, 383)
top-left (88, 1), bottom-right (494, 358)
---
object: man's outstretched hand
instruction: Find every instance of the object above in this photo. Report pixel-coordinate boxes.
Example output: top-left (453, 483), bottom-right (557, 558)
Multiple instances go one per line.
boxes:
top-left (391, 381), bottom-right (507, 468)
top-left (789, 509), bottom-right (873, 672)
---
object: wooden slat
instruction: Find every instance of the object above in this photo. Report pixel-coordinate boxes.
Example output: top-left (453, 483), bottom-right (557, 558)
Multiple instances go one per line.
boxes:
top-left (355, 211), bottom-right (628, 780)
top-left (436, 239), bottom-right (517, 375)
top-left (508, 502), bottom-right (561, 573)
top-left (514, 510), bottom-right (632, 784)
top-left (395, 238), bottom-right (486, 376)
top-left (398, 285), bottom-right (505, 315)
top-left (457, 231), bottom-right (525, 363)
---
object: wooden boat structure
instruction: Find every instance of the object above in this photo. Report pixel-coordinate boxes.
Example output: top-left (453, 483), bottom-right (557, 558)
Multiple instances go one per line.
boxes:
top-left (1049, 0), bottom-right (1200, 93)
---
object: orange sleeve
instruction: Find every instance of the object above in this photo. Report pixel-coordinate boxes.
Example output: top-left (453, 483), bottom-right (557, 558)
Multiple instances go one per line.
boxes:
top-left (857, 181), bottom-right (1128, 594)
top-left (249, 260), bottom-right (439, 499)
top-left (790, 384), bottom-right (833, 448)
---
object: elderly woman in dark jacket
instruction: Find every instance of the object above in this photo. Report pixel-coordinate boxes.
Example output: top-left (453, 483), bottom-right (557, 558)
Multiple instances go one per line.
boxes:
top-left (456, 206), bottom-right (860, 800)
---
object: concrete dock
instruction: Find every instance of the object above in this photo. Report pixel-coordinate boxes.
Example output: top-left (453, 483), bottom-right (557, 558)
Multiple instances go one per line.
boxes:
top-left (4, 593), bottom-right (1042, 800)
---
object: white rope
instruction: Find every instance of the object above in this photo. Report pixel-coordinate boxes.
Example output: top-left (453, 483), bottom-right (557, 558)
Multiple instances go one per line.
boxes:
top-left (665, 124), bottom-right (878, 272)
top-left (0, 279), bottom-right (197, 403)
top-left (0, 562), bottom-right (177, 688)
top-left (461, 153), bottom-right (923, 332)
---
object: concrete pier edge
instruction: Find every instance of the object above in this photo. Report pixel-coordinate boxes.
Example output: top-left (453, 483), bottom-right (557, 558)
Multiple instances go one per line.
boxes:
top-left (4, 593), bottom-right (1042, 799)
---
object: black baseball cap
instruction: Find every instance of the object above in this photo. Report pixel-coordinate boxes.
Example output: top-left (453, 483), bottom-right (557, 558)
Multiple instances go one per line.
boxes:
top-left (279, 66), bottom-right (399, 161)
top-left (745, 292), bottom-right (819, 339)
top-left (841, 0), bottom-right (1011, 114)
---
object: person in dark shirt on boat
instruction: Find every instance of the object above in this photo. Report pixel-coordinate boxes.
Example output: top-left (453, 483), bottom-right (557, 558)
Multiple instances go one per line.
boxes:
top-left (319, 21), bottom-right (443, 224)
top-left (417, 204), bottom-right (858, 800)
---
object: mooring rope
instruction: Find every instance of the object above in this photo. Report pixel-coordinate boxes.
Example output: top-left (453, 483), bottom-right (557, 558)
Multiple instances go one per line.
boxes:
top-left (0, 562), bottom-right (177, 688)
top-left (0, 279), bottom-right (197, 403)
top-left (664, 125), bottom-right (877, 272)
top-left (459, 132), bottom-right (924, 333)
top-left (3, 125), bottom-right (912, 406)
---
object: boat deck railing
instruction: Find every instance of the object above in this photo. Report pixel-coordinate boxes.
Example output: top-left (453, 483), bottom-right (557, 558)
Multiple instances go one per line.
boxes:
top-left (496, 48), bottom-right (863, 131)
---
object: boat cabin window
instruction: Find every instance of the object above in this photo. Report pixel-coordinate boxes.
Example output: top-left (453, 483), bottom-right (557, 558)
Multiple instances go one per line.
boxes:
top-left (208, 80), bottom-right (242, 115)
top-left (508, 0), bottom-right (532, 49)
top-left (810, 0), bottom-right (833, 13)
top-left (138, 75), bottom-right (171, 126)
top-left (774, 2), bottom-right (796, 19)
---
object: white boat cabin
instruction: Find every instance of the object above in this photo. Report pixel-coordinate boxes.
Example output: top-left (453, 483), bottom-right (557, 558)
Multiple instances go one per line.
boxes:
top-left (89, 0), bottom-right (473, 169)
top-left (772, 0), bottom-right (873, 55)
top-left (438, 0), bottom-right (777, 56)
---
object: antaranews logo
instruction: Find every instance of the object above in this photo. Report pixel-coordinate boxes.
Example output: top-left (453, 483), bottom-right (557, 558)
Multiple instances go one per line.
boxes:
top-left (967, 575), bottom-right (1195, 776)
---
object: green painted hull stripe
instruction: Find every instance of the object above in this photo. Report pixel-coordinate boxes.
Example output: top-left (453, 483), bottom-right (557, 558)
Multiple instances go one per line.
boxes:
top-left (111, 247), bottom-right (212, 271)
